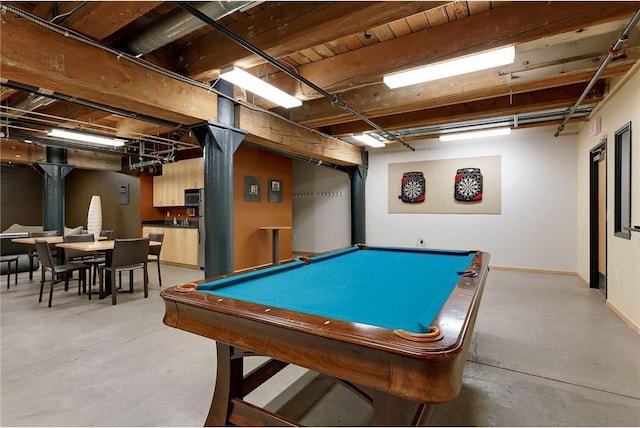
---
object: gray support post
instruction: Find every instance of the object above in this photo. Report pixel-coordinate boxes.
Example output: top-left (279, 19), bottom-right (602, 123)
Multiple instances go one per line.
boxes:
top-left (35, 147), bottom-right (73, 234)
top-left (349, 150), bottom-right (368, 245)
top-left (192, 80), bottom-right (246, 277)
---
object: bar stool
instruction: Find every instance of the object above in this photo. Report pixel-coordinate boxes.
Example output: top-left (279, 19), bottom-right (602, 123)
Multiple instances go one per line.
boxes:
top-left (1, 255), bottom-right (19, 289)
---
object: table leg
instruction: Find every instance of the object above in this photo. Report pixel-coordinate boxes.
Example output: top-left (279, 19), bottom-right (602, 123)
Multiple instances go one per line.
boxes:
top-left (205, 343), bottom-right (243, 426)
top-left (371, 390), bottom-right (429, 426)
top-left (5, 260), bottom-right (10, 289)
top-left (29, 246), bottom-right (34, 280)
top-left (271, 229), bottom-right (279, 265)
top-left (99, 250), bottom-right (114, 299)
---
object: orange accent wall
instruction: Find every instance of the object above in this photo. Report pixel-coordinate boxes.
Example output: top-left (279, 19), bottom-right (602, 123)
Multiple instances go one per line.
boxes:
top-left (139, 146), bottom-right (293, 271)
top-left (139, 172), bottom-right (164, 222)
top-left (234, 145), bottom-right (292, 271)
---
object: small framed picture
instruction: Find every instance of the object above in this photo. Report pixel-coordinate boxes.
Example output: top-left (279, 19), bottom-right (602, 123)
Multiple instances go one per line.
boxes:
top-left (244, 176), bottom-right (262, 202)
top-left (268, 179), bottom-right (283, 203)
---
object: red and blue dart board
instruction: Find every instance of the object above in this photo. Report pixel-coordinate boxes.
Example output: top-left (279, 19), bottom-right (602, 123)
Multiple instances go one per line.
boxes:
top-left (398, 171), bottom-right (425, 203)
top-left (454, 168), bottom-right (483, 202)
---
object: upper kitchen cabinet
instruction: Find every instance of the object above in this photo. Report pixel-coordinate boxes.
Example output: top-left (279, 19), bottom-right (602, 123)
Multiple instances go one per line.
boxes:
top-left (182, 158), bottom-right (205, 190)
top-left (153, 158), bottom-right (204, 207)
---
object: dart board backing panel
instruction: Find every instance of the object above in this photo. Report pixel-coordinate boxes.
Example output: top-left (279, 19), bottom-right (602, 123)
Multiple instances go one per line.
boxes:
top-left (388, 156), bottom-right (501, 214)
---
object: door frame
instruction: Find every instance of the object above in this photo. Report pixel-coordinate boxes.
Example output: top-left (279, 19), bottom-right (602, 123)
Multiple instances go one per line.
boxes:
top-left (589, 139), bottom-right (607, 295)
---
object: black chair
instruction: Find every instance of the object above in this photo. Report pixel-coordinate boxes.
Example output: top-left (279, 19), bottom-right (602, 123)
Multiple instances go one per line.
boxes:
top-left (84, 230), bottom-right (114, 287)
top-left (99, 238), bottom-right (150, 305)
top-left (63, 233), bottom-right (96, 263)
top-left (34, 239), bottom-right (89, 307)
top-left (0, 255), bottom-right (19, 289)
top-left (28, 230), bottom-right (59, 280)
top-left (147, 232), bottom-right (164, 288)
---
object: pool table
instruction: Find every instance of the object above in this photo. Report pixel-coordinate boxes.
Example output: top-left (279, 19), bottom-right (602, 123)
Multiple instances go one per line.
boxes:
top-left (161, 244), bottom-right (490, 426)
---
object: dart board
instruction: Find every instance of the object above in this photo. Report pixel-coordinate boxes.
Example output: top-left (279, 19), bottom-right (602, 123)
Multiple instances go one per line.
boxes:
top-left (398, 171), bottom-right (426, 203)
top-left (454, 168), bottom-right (483, 202)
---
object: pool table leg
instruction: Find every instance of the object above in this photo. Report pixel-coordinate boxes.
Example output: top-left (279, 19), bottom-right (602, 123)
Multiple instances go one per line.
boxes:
top-left (205, 343), bottom-right (243, 426)
top-left (372, 390), bottom-right (433, 426)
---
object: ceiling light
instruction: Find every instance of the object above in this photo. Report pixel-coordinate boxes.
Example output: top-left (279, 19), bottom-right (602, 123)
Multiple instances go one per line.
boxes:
top-left (383, 46), bottom-right (515, 89)
top-left (219, 66), bottom-right (302, 109)
top-left (353, 133), bottom-right (386, 148)
top-left (48, 129), bottom-right (127, 147)
top-left (439, 127), bottom-right (511, 142)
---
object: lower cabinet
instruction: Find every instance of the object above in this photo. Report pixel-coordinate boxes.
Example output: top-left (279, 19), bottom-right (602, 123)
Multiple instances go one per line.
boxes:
top-left (142, 226), bottom-right (198, 267)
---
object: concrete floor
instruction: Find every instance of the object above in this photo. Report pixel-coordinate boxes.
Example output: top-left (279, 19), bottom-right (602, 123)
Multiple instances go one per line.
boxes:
top-left (1, 265), bottom-right (639, 426)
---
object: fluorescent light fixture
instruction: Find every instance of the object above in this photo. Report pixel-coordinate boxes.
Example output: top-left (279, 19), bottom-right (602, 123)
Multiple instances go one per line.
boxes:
top-left (48, 129), bottom-right (126, 147)
top-left (219, 66), bottom-right (302, 109)
top-left (384, 46), bottom-right (515, 89)
top-left (439, 127), bottom-right (511, 142)
top-left (352, 133), bottom-right (386, 148)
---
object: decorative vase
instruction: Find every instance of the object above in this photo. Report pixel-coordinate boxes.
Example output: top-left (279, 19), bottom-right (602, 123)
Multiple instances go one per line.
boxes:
top-left (87, 195), bottom-right (102, 241)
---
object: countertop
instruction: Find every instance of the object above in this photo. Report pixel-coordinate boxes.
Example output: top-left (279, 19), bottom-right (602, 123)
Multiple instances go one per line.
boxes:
top-left (141, 220), bottom-right (198, 229)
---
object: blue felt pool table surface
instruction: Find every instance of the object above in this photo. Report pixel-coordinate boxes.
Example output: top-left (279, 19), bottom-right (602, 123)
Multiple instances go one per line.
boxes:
top-left (196, 246), bottom-right (476, 334)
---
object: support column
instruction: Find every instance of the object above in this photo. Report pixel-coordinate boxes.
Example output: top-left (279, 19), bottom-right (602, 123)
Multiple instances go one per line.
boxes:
top-left (35, 147), bottom-right (73, 234)
top-left (192, 80), bottom-right (246, 277)
top-left (349, 149), bottom-right (368, 245)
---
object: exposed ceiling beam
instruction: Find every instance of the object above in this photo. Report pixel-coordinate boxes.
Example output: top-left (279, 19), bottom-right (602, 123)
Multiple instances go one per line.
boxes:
top-left (59, 2), bottom-right (162, 41)
top-left (320, 80), bottom-right (607, 136)
top-left (237, 106), bottom-right (362, 166)
top-left (0, 11), bottom-right (218, 126)
top-left (293, 59), bottom-right (636, 128)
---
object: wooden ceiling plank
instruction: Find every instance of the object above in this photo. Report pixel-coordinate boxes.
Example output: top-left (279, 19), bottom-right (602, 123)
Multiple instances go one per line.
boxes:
top-left (237, 106), bottom-right (362, 167)
top-left (29, 2), bottom-right (78, 21)
top-left (466, 1), bottom-right (494, 15)
top-left (444, 2), bottom-right (471, 21)
top-left (1, 11), bottom-right (217, 126)
top-left (181, 1), bottom-right (448, 81)
top-left (63, 2), bottom-right (162, 41)
top-left (405, 13), bottom-right (430, 33)
top-left (269, 2), bottom-right (640, 97)
top-left (0, 88), bottom-right (18, 103)
top-left (387, 19), bottom-right (413, 38)
top-left (369, 25), bottom-right (396, 43)
top-left (340, 35), bottom-right (367, 52)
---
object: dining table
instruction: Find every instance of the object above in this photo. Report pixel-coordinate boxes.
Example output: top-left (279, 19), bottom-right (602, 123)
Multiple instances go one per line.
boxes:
top-left (56, 239), bottom-right (162, 299)
top-left (11, 235), bottom-right (108, 275)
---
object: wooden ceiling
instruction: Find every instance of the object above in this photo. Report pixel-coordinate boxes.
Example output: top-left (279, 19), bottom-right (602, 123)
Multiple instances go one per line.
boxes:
top-left (1, 1), bottom-right (639, 167)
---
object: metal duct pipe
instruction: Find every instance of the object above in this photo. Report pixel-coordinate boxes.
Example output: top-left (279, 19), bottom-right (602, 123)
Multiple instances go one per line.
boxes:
top-left (9, 93), bottom-right (55, 112)
top-left (127, 1), bottom-right (254, 56)
top-left (555, 9), bottom-right (640, 137)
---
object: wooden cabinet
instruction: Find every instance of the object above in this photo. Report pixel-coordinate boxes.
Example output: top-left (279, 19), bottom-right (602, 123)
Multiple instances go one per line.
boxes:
top-left (182, 157), bottom-right (204, 189)
top-left (152, 158), bottom-right (203, 207)
top-left (142, 226), bottom-right (199, 267)
top-left (152, 175), bottom-right (165, 206)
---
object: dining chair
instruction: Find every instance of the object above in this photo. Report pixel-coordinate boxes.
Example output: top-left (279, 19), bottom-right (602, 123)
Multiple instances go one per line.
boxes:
top-left (62, 233), bottom-right (96, 263)
top-left (99, 238), bottom-right (150, 305)
top-left (83, 230), bottom-right (114, 287)
top-left (28, 230), bottom-right (59, 280)
top-left (0, 255), bottom-right (19, 289)
top-left (147, 232), bottom-right (164, 287)
top-left (34, 239), bottom-right (89, 307)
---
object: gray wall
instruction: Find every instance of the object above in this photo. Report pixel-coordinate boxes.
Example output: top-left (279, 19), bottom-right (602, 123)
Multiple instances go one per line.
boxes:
top-left (1, 164), bottom-right (43, 230)
top-left (65, 168), bottom-right (141, 239)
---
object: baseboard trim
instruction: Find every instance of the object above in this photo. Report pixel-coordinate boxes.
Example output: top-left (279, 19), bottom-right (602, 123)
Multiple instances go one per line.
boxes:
top-left (606, 300), bottom-right (640, 336)
top-left (489, 265), bottom-right (576, 276)
top-left (576, 272), bottom-right (590, 287)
